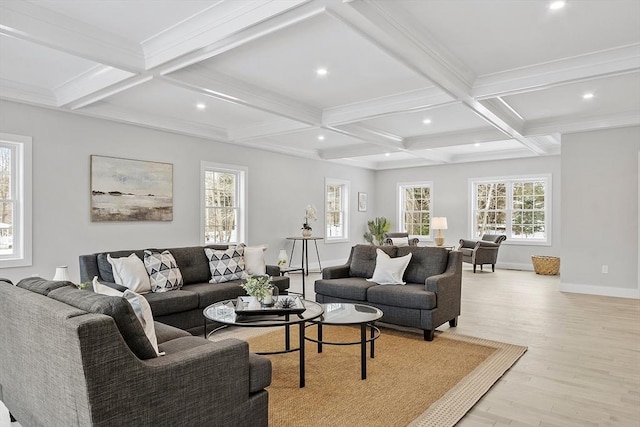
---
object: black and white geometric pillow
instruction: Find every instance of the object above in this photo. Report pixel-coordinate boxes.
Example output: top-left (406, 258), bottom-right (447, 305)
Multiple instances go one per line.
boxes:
top-left (205, 245), bottom-right (247, 283)
top-left (143, 250), bottom-right (184, 292)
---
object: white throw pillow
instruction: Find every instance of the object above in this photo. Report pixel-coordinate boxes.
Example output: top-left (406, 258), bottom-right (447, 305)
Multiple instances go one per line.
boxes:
top-left (390, 237), bottom-right (409, 247)
top-left (92, 276), bottom-right (163, 356)
top-left (244, 245), bottom-right (267, 276)
top-left (107, 253), bottom-right (152, 294)
top-left (367, 249), bottom-right (413, 285)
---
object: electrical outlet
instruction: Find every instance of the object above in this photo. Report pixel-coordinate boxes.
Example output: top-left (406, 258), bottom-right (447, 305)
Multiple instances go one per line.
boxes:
top-left (601, 265), bottom-right (608, 274)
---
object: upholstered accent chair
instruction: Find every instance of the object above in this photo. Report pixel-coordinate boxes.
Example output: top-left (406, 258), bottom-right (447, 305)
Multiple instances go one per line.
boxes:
top-left (383, 232), bottom-right (419, 246)
top-left (458, 234), bottom-right (506, 273)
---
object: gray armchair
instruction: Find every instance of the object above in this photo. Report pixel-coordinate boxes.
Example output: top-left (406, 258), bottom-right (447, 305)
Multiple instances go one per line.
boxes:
top-left (383, 232), bottom-right (419, 246)
top-left (458, 234), bottom-right (506, 273)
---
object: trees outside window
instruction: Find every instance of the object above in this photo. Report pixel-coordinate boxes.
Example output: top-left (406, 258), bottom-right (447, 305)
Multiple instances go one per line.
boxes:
top-left (202, 162), bottom-right (246, 244)
top-left (325, 178), bottom-right (349, 241)
top-left (398, 182), bottom-right (432, 238)
top-left (0, 133), bottom-right (31, 267)
top-left (472, 175), bottom-right (550, 243)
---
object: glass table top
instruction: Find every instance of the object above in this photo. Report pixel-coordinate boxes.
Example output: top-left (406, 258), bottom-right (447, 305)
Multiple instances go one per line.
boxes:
top-left (318, 303), bottom-right (383, 325)
top-left (204, 297), bottom-right (324, 327)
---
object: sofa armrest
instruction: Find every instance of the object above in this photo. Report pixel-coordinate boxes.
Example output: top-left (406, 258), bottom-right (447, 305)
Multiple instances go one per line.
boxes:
top-left (425, 251), bottom-right (462, 319)
top-left (265, 265), bottom-right (280, 276)
top-left (322, 264), bottom-right (350, 279)
top-left (476, 240), bottom-right (500, 249)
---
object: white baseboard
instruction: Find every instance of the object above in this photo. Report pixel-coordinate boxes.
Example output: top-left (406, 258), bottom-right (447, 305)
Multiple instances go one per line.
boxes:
top-left (560, 282), bottom-right (640, 299)
top-left (496, 262), bottom-right (534, 271)
top-left (287, 258), bottom-right (345, 273)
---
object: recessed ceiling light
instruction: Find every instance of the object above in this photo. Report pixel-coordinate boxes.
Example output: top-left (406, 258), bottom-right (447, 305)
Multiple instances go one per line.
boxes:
top-left (474, 143), bottom-right (481, 147)
top-left (583, 93), bottom-right (594, 100)
top-left (196, 103), bottom-right (206, 110)
top-left (316, 68), bottom-right (328, 77)
top-left (385, 152), bottom-right (391, 157)
top-left (317, 135), bottom-right (325, 141)
top-left (422, 119), bottom-right (432, 125)
top-left (549, 1), bottom-right (566, 10)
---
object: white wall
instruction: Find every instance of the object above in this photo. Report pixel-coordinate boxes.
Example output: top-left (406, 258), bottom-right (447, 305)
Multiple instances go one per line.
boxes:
top-left (374, 156), bottom-right (562, 270)
top-left (0, 100), bottom-right (375, 283)
top-left (560, 126), bottom-right (640, 298)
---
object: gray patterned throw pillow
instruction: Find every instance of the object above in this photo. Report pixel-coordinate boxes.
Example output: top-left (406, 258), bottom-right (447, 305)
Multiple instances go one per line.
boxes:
top-left (205, 245), bottom-right (248, 283)
top-left (143, 250), bottom-right (183, 292)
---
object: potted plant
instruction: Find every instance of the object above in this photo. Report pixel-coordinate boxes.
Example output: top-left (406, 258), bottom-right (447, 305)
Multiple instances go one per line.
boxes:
top-left (301, 205), bottom-right (317, 237)
top-left (363, 217), bottom-right (391, 245)
top-left (241, 275), bottom-right (276, 308)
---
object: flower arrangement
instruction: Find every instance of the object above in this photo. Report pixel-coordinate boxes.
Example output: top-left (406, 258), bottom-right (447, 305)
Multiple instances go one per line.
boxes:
top-left (302, 204), bottom-right (317, 231)
top-left (240, 275), bottom-right (274, 299)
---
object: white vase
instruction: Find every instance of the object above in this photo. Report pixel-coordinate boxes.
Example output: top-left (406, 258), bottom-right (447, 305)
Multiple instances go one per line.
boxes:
top-left (277, 249), bottom-right (288, 270)
top-left (302, 229), bottom-right (312, 237)
top-left (247, 296), bottom-right (261, 310)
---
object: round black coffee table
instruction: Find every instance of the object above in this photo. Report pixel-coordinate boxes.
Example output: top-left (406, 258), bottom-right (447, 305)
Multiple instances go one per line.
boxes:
top-left (305, 303), bottom-right (383, 380)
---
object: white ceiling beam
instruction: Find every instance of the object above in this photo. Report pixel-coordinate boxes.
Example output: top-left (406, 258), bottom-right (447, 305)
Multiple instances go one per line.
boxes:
top-left (228, 119), bottom-right (312, 141)
top-left (524, 110), bottom-right (640, 136)
top-left (56, 65), bottom-right (135, 107)
top-left (404, 128), bottom-right (506, 150)
top-left (0, 0), bottom-right (144, 71)
top-left (319, 143), bottom-right (393, 160)
top-left (330, 123), bottom-right (404, 149)
top-left (323, 87), bottom-right (454, 126)
top-left (65, 75), bottom-right (153, 110)
top-left (473, 44), bottom-right (640, 99)
top-left (76, 101), bottom-right (228, 141)
top-left (408, 149), bottom-right (453, 164)
top-left (162, 68), bottom-right (323, 125)
top-left (144, 0), bottom-right (311, 69)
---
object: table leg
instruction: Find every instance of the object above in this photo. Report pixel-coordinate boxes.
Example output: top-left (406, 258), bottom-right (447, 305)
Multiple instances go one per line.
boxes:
top-left (370, 323), bottom-right (375, 358)
top-left (289, 240), bottom-right (296, 267)
top-left (313, 239), bottom-right (322, 273)
top-left (317, 322), bottom-right (323, 353)
top-left (299, 321), bottom-right (306, 388)
top-left (361, 323), bottom-right (367, 380)
top-left (301, 267), bottom-right (306, 299)
top-left (303, 240), bottom-right (309, 276)
top-left (285, 314), bottom-right (291, 351)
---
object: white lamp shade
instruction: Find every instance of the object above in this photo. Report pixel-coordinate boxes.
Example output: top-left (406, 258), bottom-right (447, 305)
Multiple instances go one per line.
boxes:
top-left (53, 266), bottom-right (70, 281)
top-left (432, 217), bottom-right (448, 230)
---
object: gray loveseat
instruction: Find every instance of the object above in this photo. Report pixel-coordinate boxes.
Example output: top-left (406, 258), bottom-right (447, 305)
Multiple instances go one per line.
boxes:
top-left (79, 245), bottom-right (289, 335)
top-left (0, 277), bottom-right (271, 427)
top-left (314, 245), bottom-right (462, 341)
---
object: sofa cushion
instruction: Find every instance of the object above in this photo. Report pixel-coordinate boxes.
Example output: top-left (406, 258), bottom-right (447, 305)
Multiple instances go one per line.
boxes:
top-left (48, 285), bottom-right (158, 360)
top-left (168, 246), bottom-right (213, 285)
top-left (367, 284), bottom-right (437, 310)
top-left (154, 321), bottom-right (191, 344)
top-left (349, 245), bottom-right (397, 279)
top-left (142, 289), bottom-right (199, 317)
top-left (314, 277), bottom-right (377, 301)
top-left (398, 246), bottom-right (449, 284)
top-left (367, 249), bottom-right (412, 285)
top-left (144, 250), bottom-right (184, 292)
top-left (17, 277), bottom-right (73, 296)
top-left (205, 246), bottom-right (248, 283)
top-left (185, 281), bottom-right (247, 308)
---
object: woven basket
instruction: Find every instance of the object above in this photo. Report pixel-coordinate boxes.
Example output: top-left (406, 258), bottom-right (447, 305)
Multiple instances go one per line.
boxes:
top-left (531, 255), bottom-right (560, 275)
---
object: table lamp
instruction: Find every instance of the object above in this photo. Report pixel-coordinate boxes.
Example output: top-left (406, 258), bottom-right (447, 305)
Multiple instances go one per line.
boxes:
top-left (432, 217), bottom-right (448, 246)
top-left (53, 266), bottom-right (70, 281)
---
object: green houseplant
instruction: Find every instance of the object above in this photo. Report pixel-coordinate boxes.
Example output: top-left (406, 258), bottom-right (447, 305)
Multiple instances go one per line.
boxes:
top-left (363, 217), bottom-right (391, 245)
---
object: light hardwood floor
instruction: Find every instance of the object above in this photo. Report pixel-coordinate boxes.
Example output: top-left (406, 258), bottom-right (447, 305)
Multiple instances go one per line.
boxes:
top-left (2, 268), bottom-right (638, 427)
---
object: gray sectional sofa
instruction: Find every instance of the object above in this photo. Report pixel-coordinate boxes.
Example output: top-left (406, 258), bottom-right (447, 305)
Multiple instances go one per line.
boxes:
top-left (79, 245), bottom-right (289, 335)
top-left (0, 277), bottom-right (271, 427)
top-left (315, 244), bottom-right (462, 341)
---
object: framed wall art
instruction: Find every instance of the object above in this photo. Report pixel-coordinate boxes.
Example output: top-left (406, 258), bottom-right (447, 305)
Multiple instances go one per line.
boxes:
top-left (90, 155), bottom-right (173, 222)
top-left (358, 192), bottom-right (368, 212)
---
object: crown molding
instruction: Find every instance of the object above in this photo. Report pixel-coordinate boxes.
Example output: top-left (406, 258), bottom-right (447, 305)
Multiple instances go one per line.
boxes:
top-left (525, 110), bottom-right (640, 136)
top-left (228, 118), bottom-right (311, 141)
top-left (55, 65), bottom-right (135, 107)
top-left (0, 79), bottom-right (57, 106)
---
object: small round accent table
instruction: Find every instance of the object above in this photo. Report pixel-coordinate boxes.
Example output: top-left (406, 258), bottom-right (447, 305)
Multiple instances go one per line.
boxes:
top-left (306, 303), bottom-right (383, 380)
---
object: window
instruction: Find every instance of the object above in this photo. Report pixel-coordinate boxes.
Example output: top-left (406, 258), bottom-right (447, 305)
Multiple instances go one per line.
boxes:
top-left (471, 175), bottom-right (551, 244)
top-left (201, 162), bottom-right (246, 244)
top-left (0, 133), bottom-right (32, 268)
top-left (398, 182), bottom-right (433, 238)
top-left (325, 178), bottom-right (349, 241)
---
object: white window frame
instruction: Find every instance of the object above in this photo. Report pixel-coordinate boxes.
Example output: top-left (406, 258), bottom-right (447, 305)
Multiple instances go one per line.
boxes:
top-left (397, 181), bottom-right (433, 241)
top-left (325, 177), bottom-right (350, 243)
top-left (470, 174), bottom-right (552, 246)
top-left (200, 161), bottom-right (247, 245)
top-left (0, 133), bottom-right (32, 268)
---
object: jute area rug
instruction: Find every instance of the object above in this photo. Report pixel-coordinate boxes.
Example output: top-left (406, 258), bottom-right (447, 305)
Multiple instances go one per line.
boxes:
top-left (241, 325), bottom-right (527, 427)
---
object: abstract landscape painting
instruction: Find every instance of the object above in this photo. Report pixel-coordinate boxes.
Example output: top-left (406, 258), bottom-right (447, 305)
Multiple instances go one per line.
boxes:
top-left (91, 155), bottom-right (173, 222)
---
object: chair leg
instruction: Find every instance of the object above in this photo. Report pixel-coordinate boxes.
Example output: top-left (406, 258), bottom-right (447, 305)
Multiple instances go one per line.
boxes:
top-left (449, 317), bottom-right (458, 327)
top-left (423, 329), bottom-right (434, 341)
top-left (480, 264), bottom-right (483, 271)
top-left (10, 413), bottom-right (16, 423)
top-left (492, 264), bottom-right (495, 272)
top-left (473, 264), bottom-right (477, 273)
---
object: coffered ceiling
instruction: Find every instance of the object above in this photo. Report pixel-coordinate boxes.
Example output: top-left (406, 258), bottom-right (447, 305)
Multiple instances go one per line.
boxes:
top-left (1, 0), bottom-right (639, 170)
